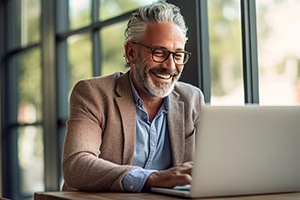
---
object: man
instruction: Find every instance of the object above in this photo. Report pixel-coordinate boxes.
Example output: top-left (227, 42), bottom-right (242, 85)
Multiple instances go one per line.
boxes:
top-left (62, 1), bottom-right (204, 192)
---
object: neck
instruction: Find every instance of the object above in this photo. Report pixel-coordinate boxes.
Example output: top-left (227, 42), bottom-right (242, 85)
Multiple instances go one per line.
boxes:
top-left (144, 98), bottom-right (164, 123)
top-left (130, 72), bottom-right (166, 122)
top-left (132, 82), bottom-right (164, 122)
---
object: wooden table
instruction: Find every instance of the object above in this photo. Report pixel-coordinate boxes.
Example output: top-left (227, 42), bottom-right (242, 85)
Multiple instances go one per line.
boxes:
top-left (34, 191), bottom-right (300, 200)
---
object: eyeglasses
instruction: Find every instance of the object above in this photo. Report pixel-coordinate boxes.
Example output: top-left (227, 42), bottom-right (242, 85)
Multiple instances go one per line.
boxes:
top-left (133, 42), bottom-right (191, 65)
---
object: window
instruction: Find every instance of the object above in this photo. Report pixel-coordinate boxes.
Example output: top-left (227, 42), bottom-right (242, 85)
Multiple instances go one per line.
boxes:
top-left (69, 0), bottom-right (92, 30)
top-left (2, 0), bottom-right (299, 199)
top-left (17, 49), bottom-right (43, 197)
top-left (2, 0), bottom-right (42, 199)
top-left (99, 0), bottom-right (155, 21)
top-left (2, 0), bottom-right (158, 199)
top-left (100, 21), bottom-right (128, 75)
top-left (208, 0), bottom-right (244, 105)
top-left (256, 0), bottom-right (300, 105)
top-left (67, 33), bottom-right (93, 93)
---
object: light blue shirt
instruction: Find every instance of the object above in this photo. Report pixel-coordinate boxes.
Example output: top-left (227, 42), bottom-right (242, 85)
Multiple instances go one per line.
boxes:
top-left (122, 79), bottom-right (172, 192)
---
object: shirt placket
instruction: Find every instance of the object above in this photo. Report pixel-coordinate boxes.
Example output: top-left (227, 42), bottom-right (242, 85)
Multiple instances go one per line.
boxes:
top-left (145, 123), bottom-right (157, 169)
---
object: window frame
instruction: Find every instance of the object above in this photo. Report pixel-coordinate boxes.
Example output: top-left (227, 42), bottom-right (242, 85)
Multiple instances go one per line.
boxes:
top-left (1, 0), bottom-right (263, 199)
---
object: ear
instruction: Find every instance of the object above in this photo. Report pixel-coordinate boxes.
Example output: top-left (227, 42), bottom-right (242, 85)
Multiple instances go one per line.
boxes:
top-left (124, 42), bottom-right (136, 64)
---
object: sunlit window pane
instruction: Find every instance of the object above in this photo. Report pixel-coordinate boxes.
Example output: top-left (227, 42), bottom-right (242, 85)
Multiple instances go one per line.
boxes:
top-left (100, 21), bottom-right (128, 75)
top-left (20, 0), bottom-right (41, 46)
top-left (208, 0), bottom-right (244, 105)
top-left (69, 0), bottom-right (92, 30)
top-left (18, 48), bottom-right (42, 123)
top-left (18, 126), bottom-right (44, 195)
top-left (68, 33), bottom-right (93, 93)
top-left (99, 0), bottom-right (157, 21)
top-left (256, 0), bottom-right (300, 105)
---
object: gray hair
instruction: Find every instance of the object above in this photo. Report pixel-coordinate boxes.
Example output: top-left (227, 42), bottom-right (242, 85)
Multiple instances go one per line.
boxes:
top-left (124, 1), bottom-right (188, 43)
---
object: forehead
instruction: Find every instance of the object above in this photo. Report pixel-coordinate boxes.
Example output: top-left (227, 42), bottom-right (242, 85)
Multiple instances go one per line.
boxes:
top-left (143, 22), bottom-right (185, 48)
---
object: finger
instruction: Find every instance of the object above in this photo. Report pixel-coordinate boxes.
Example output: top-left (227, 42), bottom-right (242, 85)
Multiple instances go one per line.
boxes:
top-left (179, 161), bottom-right (193, 168)
top-left (177, 166), bottom-right (192, 176)
top-left (171, 174), bottom-right (192, 187)
top-left (171, 165), bottom-right (193, 175)
top-left (164, 167), bottom-right (193, 181)
top-left (155, 173), bottom-right (192, 188)
top-left (144, 169), bottom-right (192, 189)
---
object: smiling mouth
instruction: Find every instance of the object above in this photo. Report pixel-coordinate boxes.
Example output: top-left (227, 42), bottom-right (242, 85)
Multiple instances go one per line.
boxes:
top-left (153, 72), bottom-right (172, 79)
top-left (150, 68), bottom-right (178, 80)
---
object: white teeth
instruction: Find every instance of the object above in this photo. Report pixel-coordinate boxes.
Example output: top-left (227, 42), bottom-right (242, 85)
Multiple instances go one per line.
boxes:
top-left (155, 73), bottom-right (172, 79)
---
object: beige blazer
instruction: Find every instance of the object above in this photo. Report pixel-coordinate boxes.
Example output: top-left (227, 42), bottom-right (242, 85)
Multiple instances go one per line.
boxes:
top-left (62, 71), bottom-right (204, 192)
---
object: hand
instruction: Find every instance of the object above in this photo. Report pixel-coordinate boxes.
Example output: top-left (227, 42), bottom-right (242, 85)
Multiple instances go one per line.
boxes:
top-left (177, 161), bottom-right (193, 168)
top-left (143, 162), bottom-right (193, 189)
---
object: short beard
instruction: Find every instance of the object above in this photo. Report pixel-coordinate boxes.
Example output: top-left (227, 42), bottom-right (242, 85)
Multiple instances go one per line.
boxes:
top-left (133, 56), bottom-right (181, 98)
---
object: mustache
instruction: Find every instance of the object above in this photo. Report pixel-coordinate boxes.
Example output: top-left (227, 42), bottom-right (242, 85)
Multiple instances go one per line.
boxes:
top-left (150, 67), bottom-right (179, 76)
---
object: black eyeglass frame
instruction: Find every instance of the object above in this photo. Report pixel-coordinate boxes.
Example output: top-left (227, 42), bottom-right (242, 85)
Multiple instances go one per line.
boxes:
top-left (133, 42), bottom-right (192, 65)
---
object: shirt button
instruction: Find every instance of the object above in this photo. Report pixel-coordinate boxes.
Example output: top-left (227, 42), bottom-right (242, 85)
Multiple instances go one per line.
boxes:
top-left (138, 99), bottom-right (143, 107)
top-left (129, 184), bottom-right (134, 190)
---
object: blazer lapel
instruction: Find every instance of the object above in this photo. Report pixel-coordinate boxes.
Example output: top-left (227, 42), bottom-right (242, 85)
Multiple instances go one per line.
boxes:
top-left (168, 91), bottom-right (185, 166)
top-left (114, 71), bottom-right (136, 165)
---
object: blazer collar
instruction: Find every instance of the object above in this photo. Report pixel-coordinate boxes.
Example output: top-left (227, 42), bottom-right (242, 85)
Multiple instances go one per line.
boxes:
top-left (115, 71), bottom-right (136, 164)
top-left (168, 89), bottom-right (185, 166)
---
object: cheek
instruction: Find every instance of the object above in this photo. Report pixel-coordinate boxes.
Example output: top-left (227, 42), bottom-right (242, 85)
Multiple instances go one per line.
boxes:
top-left (139, 55), bottom-right (155, 70)
top-left (177, 65), bottom-right (184, 73)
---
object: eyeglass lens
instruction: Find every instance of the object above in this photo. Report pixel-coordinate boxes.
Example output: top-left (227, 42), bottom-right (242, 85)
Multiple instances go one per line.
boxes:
top-left (152, 49), bottom-right (189, 65)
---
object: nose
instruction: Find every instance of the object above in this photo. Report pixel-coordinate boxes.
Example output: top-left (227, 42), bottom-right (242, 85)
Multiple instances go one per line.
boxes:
top-left (163, 53), bottom-right (177, 70)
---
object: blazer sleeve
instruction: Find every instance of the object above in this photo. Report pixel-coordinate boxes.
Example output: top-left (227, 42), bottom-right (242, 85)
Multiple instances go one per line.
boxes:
top-left (62, 79), bottom-right (137, 192)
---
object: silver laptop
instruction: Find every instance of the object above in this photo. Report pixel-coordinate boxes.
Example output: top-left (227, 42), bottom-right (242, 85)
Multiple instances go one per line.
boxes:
top-left (151, 105), bottom-right (300, 198)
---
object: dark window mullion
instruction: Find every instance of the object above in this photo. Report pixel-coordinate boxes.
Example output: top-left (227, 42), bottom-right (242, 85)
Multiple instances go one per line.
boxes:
top-left (197, 0), bottom-right (211, 103)
top-left (56, 0), bottom-right (69, 118)
top-left (41, 0), bottom-right (59, 191)
top-left (4, 43), bottom-right (40, 59)
top-left (92, 0), bottom-right (101, 76)
top-left (3, 57), bottom-right (20, 198)
top-left (3, 0), bottom-right (22, 197)
top-left (240, 0), bottom-right (259, 104)
top-left (0, 0), bottom-right (3, 193)
top-left (8, 122), bottom-right (43, 129)
top-left (56, 0), bottom-right (69, 187)
top-left (57, 11), bottom-right (132, 41)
